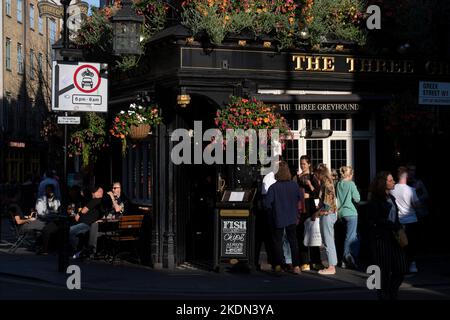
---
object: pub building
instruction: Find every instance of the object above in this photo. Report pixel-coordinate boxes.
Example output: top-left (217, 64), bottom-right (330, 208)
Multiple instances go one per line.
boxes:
top-left (106, 26), bottom-right (449, 269)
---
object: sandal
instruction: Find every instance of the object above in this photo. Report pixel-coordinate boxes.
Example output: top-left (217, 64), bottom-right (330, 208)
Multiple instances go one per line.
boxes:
top-left (318, 267), bottom-right (336, 275)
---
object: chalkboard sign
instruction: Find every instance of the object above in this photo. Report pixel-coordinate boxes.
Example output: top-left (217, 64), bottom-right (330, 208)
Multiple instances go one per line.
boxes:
top-left (220, 218), bottom-right (248, 257)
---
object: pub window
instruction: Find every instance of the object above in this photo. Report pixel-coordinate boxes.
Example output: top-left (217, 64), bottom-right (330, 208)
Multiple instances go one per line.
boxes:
top-left (6, 38), bottom-right (12, 70)
top-left (306, 139), bottom-right (323, 169)
top-left (285, 117), bottom-right (299, 131)
top-left (125, 142), bottom-right (152, 205)
top-left (330, 140), bottom-right (347, 172)
top-left (282, 139), bottom-right (299, 175)
top-left (29, 4), bottom-right (35, 29)
top-left (330, 118), bottom-right (347, 131)
top-left (306, 116), bottom-right (322, 130)
top-left (17, 0), bottom-right (23, 23)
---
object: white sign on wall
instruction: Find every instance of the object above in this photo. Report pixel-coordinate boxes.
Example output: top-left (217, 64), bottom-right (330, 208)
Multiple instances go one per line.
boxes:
top-left (52, 61), bottom-right (108, 112)
top-left (419, 81), bottom-right (450, 105)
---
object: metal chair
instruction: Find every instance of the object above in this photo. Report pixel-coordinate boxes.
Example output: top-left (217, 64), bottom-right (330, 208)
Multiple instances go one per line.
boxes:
top-left (8, 213), bottom-right (41, 253)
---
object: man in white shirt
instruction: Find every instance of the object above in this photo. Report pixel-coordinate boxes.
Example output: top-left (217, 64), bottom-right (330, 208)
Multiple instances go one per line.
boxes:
top-left (390, 166), bottom-right (421, 273)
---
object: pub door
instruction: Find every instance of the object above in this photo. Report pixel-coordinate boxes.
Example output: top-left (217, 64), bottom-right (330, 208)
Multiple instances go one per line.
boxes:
top-left (174, 95), bottom-right (218, 266)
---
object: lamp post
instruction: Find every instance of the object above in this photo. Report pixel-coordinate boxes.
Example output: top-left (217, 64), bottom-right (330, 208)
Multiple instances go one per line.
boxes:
top-left (111, 0), bottom-right (144, 55)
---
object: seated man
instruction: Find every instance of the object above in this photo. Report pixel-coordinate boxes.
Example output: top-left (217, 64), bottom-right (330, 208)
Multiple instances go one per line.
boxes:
top-left (88, 182), bottom-right (129, 255)
top-left (35, 184), bottom-right (62, 254)
top-left (70, 185), bottom-right (104, 257)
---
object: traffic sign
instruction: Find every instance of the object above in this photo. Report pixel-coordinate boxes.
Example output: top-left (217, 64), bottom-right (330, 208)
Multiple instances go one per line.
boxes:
top-left (57, 116), bottom-right (81, 124)
top-left (52, 61), bottom-right (108, 112)
top-left (419, 81), bottom-right (450, 105)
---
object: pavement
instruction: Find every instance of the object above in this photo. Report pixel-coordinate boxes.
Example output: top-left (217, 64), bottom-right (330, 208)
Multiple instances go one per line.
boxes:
top-left (1, 245), bottom-right (450, 300)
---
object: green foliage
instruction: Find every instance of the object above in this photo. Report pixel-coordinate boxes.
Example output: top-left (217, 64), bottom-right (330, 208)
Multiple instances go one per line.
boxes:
top-left (68, 113), bottom-right (107, 168)
top-left (309, 0), bottom-right (367, 46)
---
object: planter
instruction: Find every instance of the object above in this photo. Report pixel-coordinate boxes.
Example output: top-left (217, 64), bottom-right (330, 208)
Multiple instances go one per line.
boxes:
top-left (130, 124), bottom-right (151, 140)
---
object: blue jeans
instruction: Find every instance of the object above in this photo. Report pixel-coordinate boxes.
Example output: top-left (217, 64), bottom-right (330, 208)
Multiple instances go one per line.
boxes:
top-left (320, 213), bottom-right (338, 266)
top-left (282, 229), bottom-right (292, 264)
top-left (69, 223), bottom-right (90, 251)
top-left (343, 215), bottom-right (359, 262)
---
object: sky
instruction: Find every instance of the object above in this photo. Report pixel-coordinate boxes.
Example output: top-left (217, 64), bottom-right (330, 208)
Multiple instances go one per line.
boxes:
top-left (84, 0), bottom-right (99, 9)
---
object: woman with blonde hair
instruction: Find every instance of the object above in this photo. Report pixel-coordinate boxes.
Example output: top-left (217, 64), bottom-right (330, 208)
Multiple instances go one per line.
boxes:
top-left (312, 164), bottom-right (338, 275)
top-left (336, 166), bottom-right (361, 269)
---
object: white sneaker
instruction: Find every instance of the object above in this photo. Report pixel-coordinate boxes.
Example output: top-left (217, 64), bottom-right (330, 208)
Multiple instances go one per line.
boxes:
top-left (409, 261), bottom-right (418, 273)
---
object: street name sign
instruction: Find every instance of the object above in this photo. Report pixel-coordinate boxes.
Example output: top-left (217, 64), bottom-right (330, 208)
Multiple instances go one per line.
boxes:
top-left (52, 61), bottom-right (108, 112)
top-left (419, 81), bottom-right (450, 105)
top-left (57, 116), bottom-right (81, 124)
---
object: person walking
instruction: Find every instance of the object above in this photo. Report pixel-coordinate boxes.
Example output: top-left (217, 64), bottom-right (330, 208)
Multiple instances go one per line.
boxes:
top-left (336, 166), bottom-right (361, 269)
top-left (265, 161), bottom-right (303, 274)
top-left (312, 164), bottom-right (338, 275)
top-left (390, 166), bottom-right (421, 273)
top-left (368, 172), bottom-right (408, 300)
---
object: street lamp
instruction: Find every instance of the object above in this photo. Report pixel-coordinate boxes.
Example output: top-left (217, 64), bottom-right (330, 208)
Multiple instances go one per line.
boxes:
top-left (111, 0), bottom-right (144, 55)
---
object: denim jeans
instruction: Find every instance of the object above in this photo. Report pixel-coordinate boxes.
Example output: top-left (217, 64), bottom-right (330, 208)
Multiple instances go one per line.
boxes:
top-left (69, 223), bottom-right (90, 251)
top-left (343, 215), bottom-right (359, 262)
top-left (320, 213), bottom-right (338, 266)
top-left (282, 229), bottom-right (292, 264)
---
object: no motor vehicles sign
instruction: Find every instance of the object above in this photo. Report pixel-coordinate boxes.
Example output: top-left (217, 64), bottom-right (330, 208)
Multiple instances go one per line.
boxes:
top-left (52, 61), bottom-right (108, 112)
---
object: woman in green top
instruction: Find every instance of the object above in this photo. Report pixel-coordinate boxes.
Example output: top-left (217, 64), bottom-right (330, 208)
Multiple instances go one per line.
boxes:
top-left (336, 166), bottom-right (361, 269)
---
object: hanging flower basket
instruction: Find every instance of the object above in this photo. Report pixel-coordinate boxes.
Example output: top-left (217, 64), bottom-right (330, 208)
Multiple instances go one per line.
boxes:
top-left (110, 103), bottom-right (162, 156)
top-left (130, 123), bottom-right (151, 140)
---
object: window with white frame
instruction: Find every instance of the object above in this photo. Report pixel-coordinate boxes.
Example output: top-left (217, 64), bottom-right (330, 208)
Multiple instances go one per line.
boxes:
top-left (330, 140), bottom-right (347, 171)
top-left (29, 4), bottom-right (35, 29)
top-left (17, 0), bottom-right (23, 23)
top-left (6, 38), bottom-right (12, 70)
top-left (6, 0), bottom-right (12, 16)
top-left (17, 43), bottom-right (23, 74)
top-left (30, 49), bottom-right (35, 79)
top-left (38, 15), bottom-right (43, 33)
top-left (306, 139), bottom-right (323, 169)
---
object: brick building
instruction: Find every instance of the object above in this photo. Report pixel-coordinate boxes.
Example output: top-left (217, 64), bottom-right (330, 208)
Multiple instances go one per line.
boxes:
top-left (1, 0), bottom-right (87, 184)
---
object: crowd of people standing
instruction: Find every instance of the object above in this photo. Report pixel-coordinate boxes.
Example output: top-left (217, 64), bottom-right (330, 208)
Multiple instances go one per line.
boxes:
top-left (256, 157), bottom-right (429, 300)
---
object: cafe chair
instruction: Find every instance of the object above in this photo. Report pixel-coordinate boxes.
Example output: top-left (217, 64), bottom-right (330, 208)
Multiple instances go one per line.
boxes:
top-left (108, 214), bottom-right (144, 264)
top-left (8, 214), bottom-right (42, 253)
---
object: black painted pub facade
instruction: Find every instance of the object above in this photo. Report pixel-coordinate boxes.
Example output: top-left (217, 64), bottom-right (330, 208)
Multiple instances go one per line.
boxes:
top-left (108, 26), bottom-right (450, 269)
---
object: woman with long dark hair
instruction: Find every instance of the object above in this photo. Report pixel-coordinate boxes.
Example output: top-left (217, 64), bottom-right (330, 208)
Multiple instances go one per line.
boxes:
top-left (293, 155), bottom-right (321, 271)
top-left (368, 172), bottom-right (408, 300)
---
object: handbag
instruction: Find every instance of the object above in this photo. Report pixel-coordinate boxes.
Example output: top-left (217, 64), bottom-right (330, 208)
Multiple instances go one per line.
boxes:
top-left (395, 226), bottom-right (408, 248)
top-left (303, 217), bottom-right (322, 247)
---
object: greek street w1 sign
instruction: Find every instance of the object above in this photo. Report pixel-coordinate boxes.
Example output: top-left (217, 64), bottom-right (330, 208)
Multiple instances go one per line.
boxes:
top-left (419, 81), bottom-right (450, 105)
top-left (52, 61), bottom-right (108, 112)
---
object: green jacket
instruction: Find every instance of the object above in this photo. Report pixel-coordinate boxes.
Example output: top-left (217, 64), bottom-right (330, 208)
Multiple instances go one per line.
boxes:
top-left (336, 180), bottom-right (360, 218)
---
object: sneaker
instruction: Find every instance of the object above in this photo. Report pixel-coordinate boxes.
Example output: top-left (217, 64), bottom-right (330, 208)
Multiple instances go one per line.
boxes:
top-left (292, 266), bottom-right (301, 275)
top-left (409, 261), bottom-right (418, 273)
top-left (300, 264), bottom-right (311, 271)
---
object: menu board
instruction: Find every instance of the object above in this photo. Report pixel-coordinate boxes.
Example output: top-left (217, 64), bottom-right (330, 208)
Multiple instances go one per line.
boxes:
top-left (220, 218), bottom-right (248, 257)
